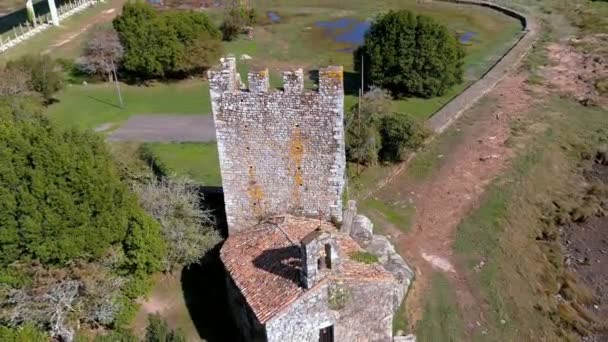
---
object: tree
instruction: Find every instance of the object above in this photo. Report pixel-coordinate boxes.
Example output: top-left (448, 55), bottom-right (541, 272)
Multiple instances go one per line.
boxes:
top-left (220, 5), bottom-right (257, 41)
top-left (345, 88), bottom-right (392, 165)
top-left (356, 10), bottom-right (465, 98)
top-left (379, 113), bottom-right (428, 162)
top-left (5, 55), bottom-right (64, 101)
top-left (145, 313), bottom-right (186, 342)
top-left (133, 178), bottom-right (221, 272)
top-left (78, 27), bottom-right (124, 81)
top-left (0, 117), bottom-right (165, 270)
top-left (113, 3), bottom-right (222, 78)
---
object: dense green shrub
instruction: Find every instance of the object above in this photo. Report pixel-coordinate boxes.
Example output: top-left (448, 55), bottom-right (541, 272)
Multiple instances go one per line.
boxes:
top-left (0, 96), bottom-right (45, 122)
top-left (379, 113), bottom-right (428, 162)
top-left (344, 88), bottom-right (392, 165)
top-left (345, 88), bottom-right (427, 164)
top-left (5, 55), bottom-right (64, 101)
top-left (113, 3), bottom-right (222, 78)
top-left (0, 324), bottom-right (47, 342)
top-left (0, 117), bottom-right (165, 271)
top-left (220, 6), bottom-right (257, 41)
top-left (356, 10), bottom-right (465, 98)
top-left (145, 313), bottom-right (186, 342)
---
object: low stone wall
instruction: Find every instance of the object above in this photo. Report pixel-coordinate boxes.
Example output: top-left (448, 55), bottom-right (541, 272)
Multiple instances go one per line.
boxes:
top-left (426, 0), bottom-right (539, 133)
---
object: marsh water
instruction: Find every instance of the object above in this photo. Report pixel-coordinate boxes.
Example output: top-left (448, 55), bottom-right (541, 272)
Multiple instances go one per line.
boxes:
top-left (314, 17), bottom-right (478, 51)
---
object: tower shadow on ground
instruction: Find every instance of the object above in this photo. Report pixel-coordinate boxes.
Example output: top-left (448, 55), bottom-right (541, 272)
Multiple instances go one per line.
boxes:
top-left (180, 186), bottom-right (241, 342)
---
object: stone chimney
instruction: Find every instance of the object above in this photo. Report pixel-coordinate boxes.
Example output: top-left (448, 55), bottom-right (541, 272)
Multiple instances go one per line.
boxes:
top-left (299, 228), bottom-right (341, 289)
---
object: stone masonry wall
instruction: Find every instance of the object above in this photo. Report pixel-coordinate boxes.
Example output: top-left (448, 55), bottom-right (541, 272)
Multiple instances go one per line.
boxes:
top-left (208, 58), bottom-right (346, 233)
top-left (265, 279), bottom-right (396, 342)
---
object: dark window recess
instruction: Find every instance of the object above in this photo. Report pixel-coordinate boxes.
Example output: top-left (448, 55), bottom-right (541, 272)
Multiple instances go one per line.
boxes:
top-left (319, 325), bottom-right (334, 342)
top-left (324, 244), bottom-right (332, 269)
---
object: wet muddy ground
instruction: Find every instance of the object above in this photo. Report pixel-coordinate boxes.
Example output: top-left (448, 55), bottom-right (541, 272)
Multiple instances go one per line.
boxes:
top-left (562, 161), bottom-right (608, 341)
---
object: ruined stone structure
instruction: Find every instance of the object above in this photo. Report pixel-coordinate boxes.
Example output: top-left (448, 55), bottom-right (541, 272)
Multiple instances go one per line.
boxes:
top-left (209, 57), bottom-right (345, 232)
top-left (209, 57), bottom-right (413, 342)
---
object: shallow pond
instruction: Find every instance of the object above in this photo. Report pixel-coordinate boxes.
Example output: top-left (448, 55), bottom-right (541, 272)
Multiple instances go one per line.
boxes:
top-left (315, 18), bottom-right (371, 49)
top-left (459, 31), bottom-right (477, 44)
top-left (267, 11), bottom-right (280, 23)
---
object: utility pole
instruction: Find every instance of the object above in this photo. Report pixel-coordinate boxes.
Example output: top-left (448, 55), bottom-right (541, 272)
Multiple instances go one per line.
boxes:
top-left (110, 58), bottom-right (124, 109)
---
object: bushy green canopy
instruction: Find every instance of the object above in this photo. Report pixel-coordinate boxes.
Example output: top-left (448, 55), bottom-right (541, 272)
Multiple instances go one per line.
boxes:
top-left (356, 10), bottom-right (465, 98)
top-left (0, 117), bottom-right (164, 268)
top-left (113, 3), bottom-right (222, 78)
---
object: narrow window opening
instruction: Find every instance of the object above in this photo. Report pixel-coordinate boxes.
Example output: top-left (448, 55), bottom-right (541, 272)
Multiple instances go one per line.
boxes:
top-left (324, 244), bottom-right (332, 269)
top-left (319, 325), bottom-right (334, 342)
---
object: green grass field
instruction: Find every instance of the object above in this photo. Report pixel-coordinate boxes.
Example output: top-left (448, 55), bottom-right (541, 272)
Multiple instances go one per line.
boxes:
top-left (47, 80), bottom-right (210, 129)
top-left (218, 0), bottom-right (523, 120)
top-left (360, 197), bottom-right (414, 233)
top-left (416, 272), bottom-right (464, 341)
top-left (44, 0), bottom-right (522, 131)
top-left (143, 142), bottom-right (222, 186)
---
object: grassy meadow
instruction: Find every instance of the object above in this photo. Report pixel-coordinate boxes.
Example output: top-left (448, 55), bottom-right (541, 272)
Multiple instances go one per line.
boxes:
top-left (41, 0), bottom-right (523, 190)
top-left (47, 80), bottom-right (211, 129)
top-left (143, 142), bottom-right (222, 187)
top-left (26, 1), bottom-right (529, 339)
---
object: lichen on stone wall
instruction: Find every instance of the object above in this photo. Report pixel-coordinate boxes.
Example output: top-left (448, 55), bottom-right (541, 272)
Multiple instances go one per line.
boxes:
top-left (247, 166), bottom-right (265, 218)
top-left (208, 58), bottom-right (346, 232)
top-left (328, 283), bottom-right (350, 311)
top-left (289, 127), bottom-right (305, 206)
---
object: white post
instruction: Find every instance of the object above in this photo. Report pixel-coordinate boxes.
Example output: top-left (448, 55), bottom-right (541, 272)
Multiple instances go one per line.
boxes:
top-left (13, 27), bottom-right (18, 39)
top-left (47, 0), bottom-right (60, 26)
top-left (26, 0), bottom-right (37, 27)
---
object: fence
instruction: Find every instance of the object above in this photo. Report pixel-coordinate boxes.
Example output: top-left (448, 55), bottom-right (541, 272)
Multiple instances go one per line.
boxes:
top-left (426, 0), bottom-right (540, 133)
top-left (0, 0), bottom-right (98, 54)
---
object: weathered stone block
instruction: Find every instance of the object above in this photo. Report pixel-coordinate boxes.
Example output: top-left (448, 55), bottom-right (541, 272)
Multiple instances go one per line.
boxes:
top-left (208, 59), bottom-right (346, 233)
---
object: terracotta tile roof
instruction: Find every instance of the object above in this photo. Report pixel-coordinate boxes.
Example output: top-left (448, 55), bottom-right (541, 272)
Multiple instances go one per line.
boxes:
top-left (220, 215), bottom-right (394, 324)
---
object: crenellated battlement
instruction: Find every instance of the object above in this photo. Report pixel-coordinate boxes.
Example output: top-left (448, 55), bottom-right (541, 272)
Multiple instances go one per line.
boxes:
top-left (208, 56), bottom-right (343, 98)
top-left (208, 57), bottom-right (346, 233)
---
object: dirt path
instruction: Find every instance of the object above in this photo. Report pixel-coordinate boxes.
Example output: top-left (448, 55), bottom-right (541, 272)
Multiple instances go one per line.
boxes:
top-left (382, 72), bottom-right (535, 331)
top-left (43, 8), bottom-right (117, 54)
top-left (42, 1), bottom-right (122, 55)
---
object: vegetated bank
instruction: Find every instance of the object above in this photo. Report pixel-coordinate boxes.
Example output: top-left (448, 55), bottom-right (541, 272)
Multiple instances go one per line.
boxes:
top-left (452, 0), bottom-right (608, 336)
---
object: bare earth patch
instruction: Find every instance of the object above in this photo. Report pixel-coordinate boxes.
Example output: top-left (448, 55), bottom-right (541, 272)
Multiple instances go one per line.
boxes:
top-left (545, 41), bottom-right (608, 108)
top-left (380, 72), bottom-right (535, 333)
top-left (132, 271), bottom-right (199, 341)
top-left (561, 162), bottom-right (608, 341)
top-left (43, 7), bottom-right (119, 54)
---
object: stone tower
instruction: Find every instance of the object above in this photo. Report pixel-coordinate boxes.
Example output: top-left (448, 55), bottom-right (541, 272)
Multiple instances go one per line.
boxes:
top-left (208, 57), bottom-right (346, 233)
